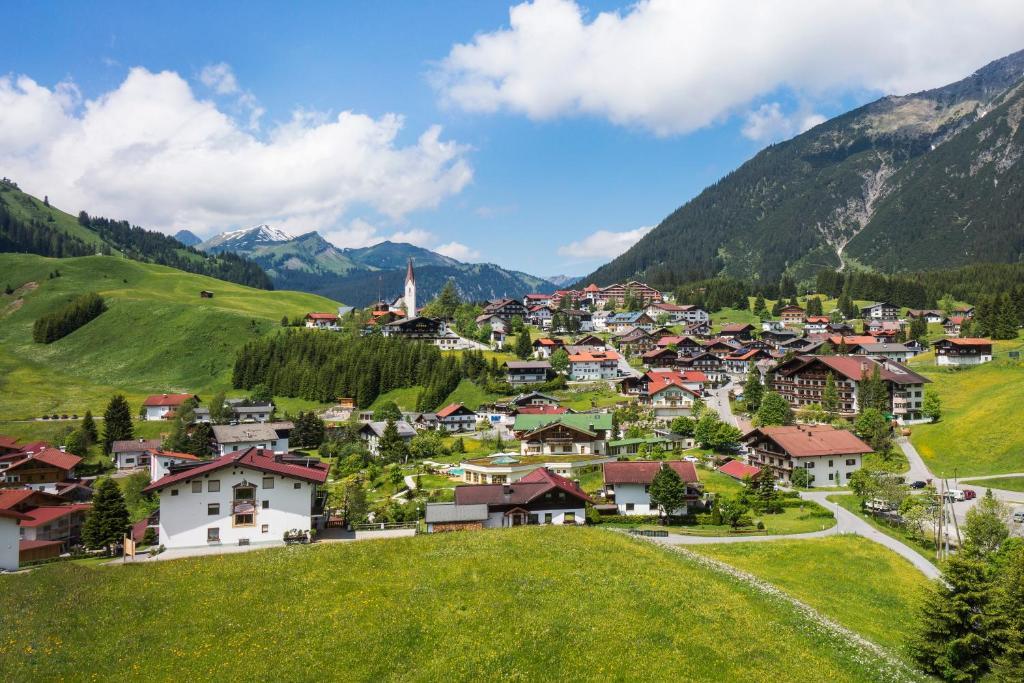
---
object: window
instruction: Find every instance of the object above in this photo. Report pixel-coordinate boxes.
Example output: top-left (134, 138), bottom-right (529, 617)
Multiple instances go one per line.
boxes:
top-left (846, 459), bottom-right (856, 466)
top-left (805, 462), bottom-right (815, 469)
top-left (208, 480), bottom-right (220, 493)
top-left (564, 512), bottom-right (576, 524)
top-left (828, 460), bottom-right (834, 468)
top-left (208, 503), bottom-right (220, 515)
top-left (544, 513), bottom-right (553, 524)
top-left (234, 513), bottom-right (254, 526)
top-left (171, 489), bottom-right (179, 496)
top-left (262, 476), bottom-right (275, 489)
top-left (625, 503), bottom-right (635, 511)
top-left (293, 482), bottom-right (301, 490)
top-left (207, 527), bottom-right (220, 542)
top-left (262, 500), bottom-right (269, 509)
top-left (234, 486), bottom-right (255, 500)
top-left (261, 524), bottom-right (269, 533)
top-left (828, 473), bottom-right (834, 481)
top-left (191, 481), bottom-right (202, 494)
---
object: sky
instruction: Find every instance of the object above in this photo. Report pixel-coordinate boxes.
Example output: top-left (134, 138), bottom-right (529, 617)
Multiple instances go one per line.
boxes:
top-left (2, 1), bottom-right (1023, 277)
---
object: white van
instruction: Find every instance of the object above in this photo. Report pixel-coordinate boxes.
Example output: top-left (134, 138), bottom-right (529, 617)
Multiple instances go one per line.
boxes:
top-left (1013, 510), bottom-right (1024, 524)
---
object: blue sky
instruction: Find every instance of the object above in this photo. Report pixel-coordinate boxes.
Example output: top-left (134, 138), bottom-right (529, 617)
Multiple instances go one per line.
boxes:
top-left (2, 1), bottom-right (1022, 276)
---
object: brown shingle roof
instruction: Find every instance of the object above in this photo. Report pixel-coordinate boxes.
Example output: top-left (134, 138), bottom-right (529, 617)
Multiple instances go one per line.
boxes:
top-left (603, 461), bottom-right (699, 485)
top-left (748, 425), bottom-right (872, 458)
top-left (144, 447), bottom-right (328, 493)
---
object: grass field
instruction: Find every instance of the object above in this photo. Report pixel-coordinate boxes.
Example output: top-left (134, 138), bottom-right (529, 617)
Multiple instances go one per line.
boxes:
top-left (369, 386), bottom-right (425, 411)
top-left (0, 253), bottom-right (339, 419)
top-left (552, 385), bottom-right (630, 411)
top-left (962, 476), bottom-right (1024, 492)
top-left (0, 527), bottom-right (915, 681)
top-left (692, 536), bottom-right (930, 654)
top-left (443, 378), bottom-right (500, 410)
top-left (608, 501), bottom-right (836, 536)
top-left (828, 495), bottom-right (936, 559)
top-left (907, 348), bottom-right (1024, 476)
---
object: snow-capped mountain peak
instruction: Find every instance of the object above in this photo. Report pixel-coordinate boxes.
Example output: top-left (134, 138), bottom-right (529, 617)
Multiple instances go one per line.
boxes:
top-left (197, 225), bottom-right (295, 252)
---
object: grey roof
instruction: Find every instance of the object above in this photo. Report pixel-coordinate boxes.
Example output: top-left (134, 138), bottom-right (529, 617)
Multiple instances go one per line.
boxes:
top-left (212, 421), bottom-right (293, 443)
top-left (505, 361), bottom-right (551, 370)
top-left (112, 439), bottom-right (162, 453)
top-left (234, 404), bottom-right (273, 414)
top-left (361, 421), bottom-right (416, 438)
top-left (425, 502), bottom-right (489, 523)
top-left (860, 343), bottom-right (911, 353)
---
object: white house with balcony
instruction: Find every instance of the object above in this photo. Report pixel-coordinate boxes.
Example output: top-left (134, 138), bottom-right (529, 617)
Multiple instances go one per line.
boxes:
top-left (144, 448), bottom-right (328, 549)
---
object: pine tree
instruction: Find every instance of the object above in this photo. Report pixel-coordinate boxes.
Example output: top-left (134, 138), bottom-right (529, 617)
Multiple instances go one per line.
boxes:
top-left (514, 331), bottom-right (532, 360)
top-left (377, 418), bottom-right (408, 464)
top-left (743, 372), bottom-right (764, 412)
top-left (187, 422), bottom-right (214, 457)
top-left (911, 555), bottom-right (1000, 681)
top-left (81, 409), bottom-right (98, 445)
top-left (102, 394), bottom-right (134, 454)
top-left (991, 546), bottom-right (1024, 681)
top-left (822, 373), bottom-right (839, 417)
top-left (81, 478), bottom-right (130, 553)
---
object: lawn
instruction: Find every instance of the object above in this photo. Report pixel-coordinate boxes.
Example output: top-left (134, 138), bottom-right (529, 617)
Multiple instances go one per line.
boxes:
top-left (907, 348), bottom-right (1024, 476)
top-left (0, 253), bottom-right (339, 419)
top-left (692, 536), bottom-right (931, 654)
top-left (962, 476), bottom-right (1024, 492)
top-left (828, 494), bottom-right (936, 559)
top-left (369, 386), bottom-right (425, 412)
top-left (442, 378), bottom-right (499, 410)
top-left (552, 385), bottom-right (630, 411)
top-left (699, 468), bottom-right (745, 496)
top-left (0, 527), bottom-right (916, 682)
top-left (606, 500), bottom-right (836, 536)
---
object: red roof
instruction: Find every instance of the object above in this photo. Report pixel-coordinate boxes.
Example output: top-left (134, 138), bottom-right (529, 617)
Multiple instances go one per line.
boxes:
top-left (454, 467), bottom-right (591, 506)
top-left (805, 316), bottom-right (830, 323)
top-left (826, 335), bottom-right (876, 346)
top-left (144, 447), bottom-right (329, 493)
top-left (436, 403), bottom-right (476, 419)
top-left (567, 350), bottom-right (620, 362)
top-left (747, 425), bottom-right (872, 458)
top-left (534, 338), bottom-right (561, 347)
top-left (305, 312), bottom-right (339, 320)
top-left (584, 284), bottom-right (600, 292)
top-left (720, 323), bottom-right (754, 333)
top-left (603, 461), bottom-right (699, 485)
top-left (0, 509), bottom-right (30, 522)
top-left (719, 460), bottom-right (761, 480)
top-left (646, 371), bottom-right (700, 398)
top-left (142, 393), bottom-right (197, 407)
top-left (515, 405), bottom-right (568, 415)
top-left (940, 337), bottom-right (992, 346)
top-left (20, 504), bottom-right (91, 528)
top-left (149, 450), bottom-right (201, 461)
top-left (0, 435), bottom-right (19, 450)
top-left (4, 447), bottom-right (82, 473)
top-left (0, 489), bottom-right (40, 511)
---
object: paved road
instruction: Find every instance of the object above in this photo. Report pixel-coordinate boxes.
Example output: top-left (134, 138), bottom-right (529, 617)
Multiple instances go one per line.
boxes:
top-left (616, 355), bottom-right (641, 379)
top-left (656, 489), bottom-right (942, 580)
top-left (707, 381), bottom-right (738, 427)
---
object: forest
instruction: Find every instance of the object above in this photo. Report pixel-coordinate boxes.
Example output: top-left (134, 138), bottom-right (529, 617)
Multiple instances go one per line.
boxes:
top-left (32, 292), bottom-right (107, 343)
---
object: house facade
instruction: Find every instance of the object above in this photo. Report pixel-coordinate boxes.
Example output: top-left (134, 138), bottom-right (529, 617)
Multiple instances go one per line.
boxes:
top-left (513, 413), bottom-right (615, 457)
top-left (504, 361), bottom-right (553, 386)
top-left (304, 312), bottom-right (340, 330)
top-left (743, 424), bottom-right (871, 487)
top-left (0, 448), bottom-right (81, 489)
top-left (112, 439), bottom-right (163, 470)
top-left (358, 421), bottom-right (416, 456)
top-left (436, 403), bottom-right (478, 432)
top-left (933, 338), bottom-right (993, 366)
top-left (212, 422), bottom-right (292, 456)
top-left (142, 393), bottom-right (200, 421)
top-left (144, 448), bottom-right (328, 549)
top-left (1, 510), bottom-right (27, 570)
top-left (567, 350), bottom-right (620, 381)
top-left (860, 302), bottom-right (900, 321)
top-left (602, 461), bottom-right (701, 515)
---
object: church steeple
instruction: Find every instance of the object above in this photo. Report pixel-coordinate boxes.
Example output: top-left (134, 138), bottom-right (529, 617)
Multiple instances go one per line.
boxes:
top-left (404, 257), bottom-right (416, 318)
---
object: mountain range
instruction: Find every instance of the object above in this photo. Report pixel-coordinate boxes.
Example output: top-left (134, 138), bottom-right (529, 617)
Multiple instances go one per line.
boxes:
top-left (196, 227), bottom-right (556, 306)
top-left (584, 48), bottom-right (1024, 289)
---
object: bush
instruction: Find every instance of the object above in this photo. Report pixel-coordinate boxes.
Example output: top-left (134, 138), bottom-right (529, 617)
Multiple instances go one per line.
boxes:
top-left (141, 527), bottom-right (157, 546)
top-left (601, 514), bottom-right (661, 526)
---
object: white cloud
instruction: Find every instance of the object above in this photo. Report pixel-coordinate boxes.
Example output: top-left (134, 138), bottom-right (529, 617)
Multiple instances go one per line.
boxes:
top-left (0, 67), bottom-right (472, 239)
top-left (741, 102), bottom-right (826, 142)
top-left (434, 0), bottom-right (1024, 136)
top-left (434, 241), bottom-right (481, 261)
top-left (557, 226), bottom-right (652, 260)
top-left (199, 62), bottom-right (239, 95)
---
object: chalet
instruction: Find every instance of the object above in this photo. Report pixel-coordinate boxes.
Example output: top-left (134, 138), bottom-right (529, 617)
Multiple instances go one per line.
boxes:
top-left (943, 316), bottom-right (967, 336)
top-left (592, 281), bottom-right (664, 308)
top-left (0, 436), bottom-right (22, 456)
top-left (907, 309), bottom-right (946, 324)
top-left (641, 347), bottom-right (677, 368)
top-left (406, 412), bottom-right (439, 430)
top-left (718, 459), bottom-right (761, 482)
top-left (648, 326), bottom-right (676, 341)
top-left (380, 316), bottom-right (446, 342)
top-left (589, 309), bottom-right (611, 331)
top-left (643, 372), bottom-right (701, 423)
top-left (744, 424), bottom-right (871, 487)
top-left (510, 391), bottom-right (561, 408)
top-left (803, 316), bottom-right (831, 334)
top-left (860, 301), bottom-right (900, 321)
top-left (762, 329), bottom-right (799, 346)
top-left (527, 305), bottom-right (554, 327)
top-left (142, 393), bottom-right (200, 421)
top-left (304, 312), bottom-right (340, 330)
top-left (532, 337), bottom-right (565, 359)
top-left (645, 302), bottom-right (709, 324)
top-left (779, 305), bottom-right (805, 324)
top-left (370, 310), bottom-right (401, 326)
top-left (212, 422), bottom-right (293, 456)
top-left (567, 350), bottom-right (620, 381)
top-left (704, 337), bottom-right (742, 358)
top-left (659, 335), bottom-right (705, 357)
top-left (612, 327), bottom-right (655, 356)
top-left (684, 321), bottom-right (712, 338)
top-left (195, 400), bottom-right (275, 424)
top-left (358, 421), bottom-right (416, 456)
top-left (483, 298), bottom-right (527, 319)
top-left (723, 348), bottom-right (773, 380)
top-left (677, 351), bottom-right (725, 383)
top-left (768, 355), bottom-right (929, 421)
top-left (476, 313), bottom-right (509, 333)
top-left (0, 448), bottom-right (81, 488)
top-left (17, 503), bottom-right (91, 549)
top-left (513, 413), bottom-right (615, 456)
top-left (933, 338), bottom-right (993, 366)
top-left (426, 467), bottom-right (591, 531)
top-left (144, 448), bottom-right (328, 549)
top-left (436, 403), bottom-right (478, 432)
top-left (858, 343), bottom-right (914, 362)
top-left (606, 311), bottom-right (656, 333)
top-left (112, 439), bottom-right (164, 470)
top-left (572, 334), bottom-right (606, 351)
top-left (504, 361), bottom-right (554, 386)
top-left (718, 323), bottom-right (755, 341)
top-left (603, 461), bottom-right (701, 515)
top-left (522, 293), bottom-right (553, 308)
top-left (605, 436), bottom-right (683, 458)
top-left (459, 452), bottom-right (609, 485)
top-left (954, 306), bottom-right (975, 319)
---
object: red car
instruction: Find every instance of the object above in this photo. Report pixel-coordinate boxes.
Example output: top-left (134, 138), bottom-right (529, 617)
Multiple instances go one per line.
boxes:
top-left (963, 488), bottom-right (977, 500)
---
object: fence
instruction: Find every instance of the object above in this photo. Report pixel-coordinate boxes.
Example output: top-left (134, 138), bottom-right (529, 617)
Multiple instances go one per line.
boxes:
top-left (627, 529), bottom-right (669, 538)
top-left (351, 521), bottom-right (419, 531)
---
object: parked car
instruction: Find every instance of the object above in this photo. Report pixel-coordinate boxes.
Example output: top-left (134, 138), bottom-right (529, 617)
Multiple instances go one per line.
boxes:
top-left (945, 489), bottom-right (966, 502)
top-left (962, 488), bottom-right (976, 500)
top-left (682, 455), bottom-right (699, 463)
top-left (1013, 511), bottom-right (1024, 524)
top-left (909, 480), bottom-right (928, 489)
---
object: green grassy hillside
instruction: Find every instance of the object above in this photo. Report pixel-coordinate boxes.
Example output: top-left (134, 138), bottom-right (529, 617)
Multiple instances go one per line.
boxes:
top-left (908, 336), bottom-right (1024, 476)
top-left (0, 528), bottom-right (916, 681)
top-left (0, 253), bottom-right (340, 418)
top-left (692, 536), bottom-right (930, 655)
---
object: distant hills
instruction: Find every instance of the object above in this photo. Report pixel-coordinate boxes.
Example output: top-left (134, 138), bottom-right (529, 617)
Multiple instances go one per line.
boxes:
top-left (197, 226), bottom-right (556, 306)
top-left (173, 229), bottom-right (202, 247)
top-left (585, 48), bottom-right (1024, 289)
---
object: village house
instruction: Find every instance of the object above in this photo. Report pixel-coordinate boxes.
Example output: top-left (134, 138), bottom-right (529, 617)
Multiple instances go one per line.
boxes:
top-left (567, 350), bottom-right (621, 381)
top-left (304, 312), bottom-right (340, 330)
top-left (677, 351), bottom-right (726, 383)
top-left (436, 403), bottom-right (478, 432)
top-left (803, 316), bottom-right (831, 334)
top-left (858, 343), bottom-right (915, 362)
top-left (527, 305), bottom-right (554, 328)
top-left (704, 338), bottom-right (742, 357)
top-left (933, 338), bottom-right (993, 366)
top-left (612, 327), bottom-right (656, 356)
top-left (0, 508), bottom-right (26, 570)
top-left (405, 412), bottom-right (439, 431)
top-left (141, 393), bottom-right (200, 421)
top-left (532, 337), bottom-right (564, 359)
top-left (718, 459), bottom-right (761, 482)
top-left (358, 421), bottom-right (416, 456)
top-left (571, 334), bottom-right (607, 351)
top-left (602, 461), bottom-right (701, 515)
top-left (504, 361), bottom-right (554, 386)
top-left (606, 436), bottom-right (685, 458)
top-left (522, 293), bottom-right (553, 308)
top-left (768, 355), bottom-right (929, 421)
top-left (509, 391), bottom-right (561, 409)
top-left (779, 305), bottom-right (805, 325)
top-left (743, 424), bottom-right (872, 487)
top-left (641, 347), bottom-right (678, 368)
top-left (195, 400), bottom-right (275, 424)
top-left (0, 448), bottom-right (81, 489)
top-left (459, 452), bottom-right (609, 485)
top-left (717, 323), bottom-right (755, 341)
top-left (860, 301), bottom-right (900, 321)
top-left (590, 282), bottom-right (664, 308)
top-left (144, 448), bottom-right (328, 549)
top-left (212, 422), bottom-right (293, 456)
top-left (723, 348), bottom-right (773, 381)
top-left (426, 467), bottom-right (591, 531)
top-left (606, 311), bottom-right (656, 333)
top-left (943, 316), bottom-right (967, 336)
top-left (112, 438), bottom-right (164, 470)
top-left (640, 371), bottom-right (702, 423)
top-left (907, 309), bottom-right (947, 324)
top-left (513, 413), bottom-right (615, 457)
top-left (483, 298), bottom-right (528, 319)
